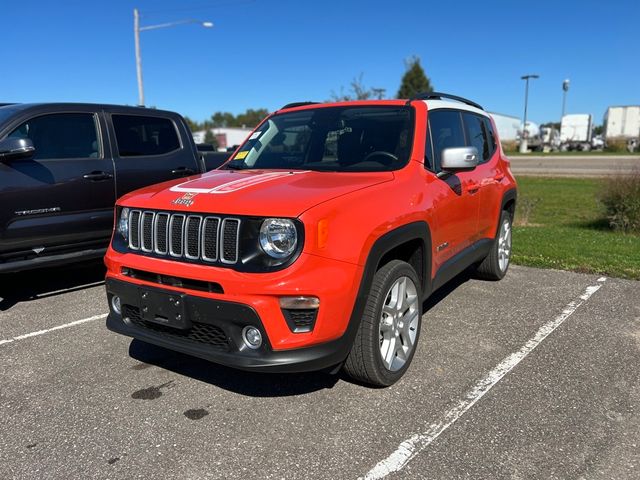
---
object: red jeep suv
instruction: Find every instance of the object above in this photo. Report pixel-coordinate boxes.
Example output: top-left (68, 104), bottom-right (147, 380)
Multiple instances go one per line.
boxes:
top-left (104, 93), bottom-right (517, 386)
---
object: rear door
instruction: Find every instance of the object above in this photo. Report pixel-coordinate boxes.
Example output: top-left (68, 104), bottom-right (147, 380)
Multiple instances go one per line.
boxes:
top-left (426, 109), bottom-right (480, 268)
top-left (461, 112), bottom-right (502, 239)
top-left (0, 109), bottom-right (115, 256)
top-left (107, 112), bottom-right (200, 199)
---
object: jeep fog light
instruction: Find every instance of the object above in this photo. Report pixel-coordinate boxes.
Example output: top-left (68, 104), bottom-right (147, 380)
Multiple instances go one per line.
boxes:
top-left (111, 295), bottom-right (122, 314)
top-left (242, 326), bottom-right (262, 349)
top-left (117, 208), bottom-right (130, 241)
top-left (259, 218), bottom-right (297, 259)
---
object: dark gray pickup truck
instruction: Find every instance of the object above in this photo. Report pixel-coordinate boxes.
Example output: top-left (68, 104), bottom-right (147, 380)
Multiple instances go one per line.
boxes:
top-left (0, 103), bottom-right (228, 273)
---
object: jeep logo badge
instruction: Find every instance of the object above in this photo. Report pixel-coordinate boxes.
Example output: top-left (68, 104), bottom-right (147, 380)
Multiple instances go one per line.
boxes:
top-left (172, 192), bottom-right (198, 207)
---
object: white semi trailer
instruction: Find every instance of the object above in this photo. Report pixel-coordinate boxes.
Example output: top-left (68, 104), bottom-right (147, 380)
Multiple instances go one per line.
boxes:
top-left (489, 112), bottom-right (520, 142)
top-left (604, 106), bottom-right (640, 151)
top-left (560, 114), bottom-right (593, 151)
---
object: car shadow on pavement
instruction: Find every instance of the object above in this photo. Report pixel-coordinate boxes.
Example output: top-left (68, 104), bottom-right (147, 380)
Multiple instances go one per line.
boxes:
top-left (128, 339), bottom-right (340, 397)
top-left (127, 269), bottom-right (477, 396)
top-left (423, 268), bottom-right (474, 314)
top-left (0, 260), bottom-right (106, 311)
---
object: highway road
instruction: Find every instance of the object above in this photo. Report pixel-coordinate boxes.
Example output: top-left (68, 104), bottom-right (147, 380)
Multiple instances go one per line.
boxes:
top-left (508, 155), bottom-right (640, 177)
top-left (1, 261), bottom-right (638, 479)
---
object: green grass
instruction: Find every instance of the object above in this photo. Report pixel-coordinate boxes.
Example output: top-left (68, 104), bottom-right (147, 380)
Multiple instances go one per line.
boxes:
top-left (512, 177), bottom-right (640, 280)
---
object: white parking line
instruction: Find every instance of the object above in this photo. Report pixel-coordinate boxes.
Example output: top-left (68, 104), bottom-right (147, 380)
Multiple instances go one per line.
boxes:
top-left (0, 313), bottom-right (107, 346)
top-left (362, 277), bottom-right (607, 480)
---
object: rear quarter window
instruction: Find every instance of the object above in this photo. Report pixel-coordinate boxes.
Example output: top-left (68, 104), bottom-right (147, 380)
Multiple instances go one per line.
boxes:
top-left (113, 114), bottom-right (180, 157)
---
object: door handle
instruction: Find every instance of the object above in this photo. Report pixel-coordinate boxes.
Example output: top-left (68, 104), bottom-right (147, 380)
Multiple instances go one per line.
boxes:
top-left (171, 167), bottom-right (195, 176)
top-left (466, 182), bottom-right (480, 194)
top-left (83, 171), bottom-right (113, 181)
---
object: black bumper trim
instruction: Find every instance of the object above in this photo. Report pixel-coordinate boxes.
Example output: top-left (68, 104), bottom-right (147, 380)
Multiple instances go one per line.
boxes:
top-left (105, 278), bottom-right (353, 373)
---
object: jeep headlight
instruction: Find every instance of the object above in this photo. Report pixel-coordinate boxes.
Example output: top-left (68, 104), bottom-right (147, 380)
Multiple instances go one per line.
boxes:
top-left (117, 207), bottom-right (130, 241)
top-left (259, 218), bottom-right (297, 259)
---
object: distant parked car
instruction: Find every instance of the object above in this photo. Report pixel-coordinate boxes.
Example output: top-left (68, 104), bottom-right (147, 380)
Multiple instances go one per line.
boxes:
top-left (0, 103), bottom-right (206, 273)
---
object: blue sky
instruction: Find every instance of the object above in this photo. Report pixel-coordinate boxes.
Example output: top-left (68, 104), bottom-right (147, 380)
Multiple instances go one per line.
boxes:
top-left (2, 0), bottom-right (638, 125)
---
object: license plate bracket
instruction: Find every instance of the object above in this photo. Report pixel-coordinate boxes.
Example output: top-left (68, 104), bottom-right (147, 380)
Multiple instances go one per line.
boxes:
top-left (139, 289), bottom-right (191, 330)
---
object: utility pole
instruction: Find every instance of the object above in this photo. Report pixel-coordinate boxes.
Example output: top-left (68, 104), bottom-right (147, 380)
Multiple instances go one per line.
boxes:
top-left (519, 74), bottom-right (539, 153)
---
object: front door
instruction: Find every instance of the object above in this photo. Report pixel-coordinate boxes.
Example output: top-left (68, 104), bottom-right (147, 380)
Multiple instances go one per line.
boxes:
top-left (0, 110), bottom-right (115, 257)
top-left (425, 109), bottom-right (480, 271)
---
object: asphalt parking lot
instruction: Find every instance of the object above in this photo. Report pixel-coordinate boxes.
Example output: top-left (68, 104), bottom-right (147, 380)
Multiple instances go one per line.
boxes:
top-left (1, 262), bottom-right (638, 479)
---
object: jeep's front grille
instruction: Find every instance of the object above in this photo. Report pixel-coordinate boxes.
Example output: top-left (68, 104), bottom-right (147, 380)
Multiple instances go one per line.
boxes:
top-left (128, 210), bottom-right (240, 265)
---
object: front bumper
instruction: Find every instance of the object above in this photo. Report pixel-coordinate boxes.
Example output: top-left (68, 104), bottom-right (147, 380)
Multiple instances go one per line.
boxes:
top-left (106, 278), bottom-right (353, 373)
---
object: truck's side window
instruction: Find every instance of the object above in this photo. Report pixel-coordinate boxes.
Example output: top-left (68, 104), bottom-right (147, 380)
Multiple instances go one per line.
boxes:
top-left (113, 115), bottom-right (180, 157)
top-left (462, 112), bottom-right (491, 163)
top-left (7, 113), bottom-right (99, 160)
top-left (427, 110), bottom-right (466, 171)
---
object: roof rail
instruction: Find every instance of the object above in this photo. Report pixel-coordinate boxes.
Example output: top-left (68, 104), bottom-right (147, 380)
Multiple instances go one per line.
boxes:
top-left (280, 101), bottom-right (318, 110)
top-left (408, 92), bottom-right (484, 111)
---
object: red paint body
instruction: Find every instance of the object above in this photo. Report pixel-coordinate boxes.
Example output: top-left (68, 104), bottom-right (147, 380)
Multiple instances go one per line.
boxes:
top-left (105, 100), bottom-right (516, 351)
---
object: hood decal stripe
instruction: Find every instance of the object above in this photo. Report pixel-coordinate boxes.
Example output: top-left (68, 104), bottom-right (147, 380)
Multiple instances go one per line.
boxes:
top-left (170, 171), bottom-right (309, 195)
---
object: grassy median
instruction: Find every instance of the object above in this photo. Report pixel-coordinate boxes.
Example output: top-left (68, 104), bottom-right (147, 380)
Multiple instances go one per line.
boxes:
top-left (512, 176), bottom-right (640, 280)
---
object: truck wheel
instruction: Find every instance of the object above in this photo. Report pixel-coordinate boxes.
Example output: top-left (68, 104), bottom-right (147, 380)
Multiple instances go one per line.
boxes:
top-left (475, 210), bottom-right (512, 281)
top-left (343, 260), bottom-right (422, 387)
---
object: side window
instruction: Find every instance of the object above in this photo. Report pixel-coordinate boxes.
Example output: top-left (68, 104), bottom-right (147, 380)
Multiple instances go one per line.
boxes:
top-left (7, 113), bottom-right (99, 160)
top-left (483, 116), bottom-right (497, 158)
top-left (427, 110), bottom-right (466, 171)
top-left (425, 125), bottom-right (434, 171)
top-left (112, 115), bottom-right (180, 157)
top-left (462, 113), bottom-right (491, 163)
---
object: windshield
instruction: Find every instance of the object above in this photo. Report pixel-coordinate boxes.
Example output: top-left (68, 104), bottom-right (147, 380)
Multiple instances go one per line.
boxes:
top-left (224, 106), bottom-right (414, 172)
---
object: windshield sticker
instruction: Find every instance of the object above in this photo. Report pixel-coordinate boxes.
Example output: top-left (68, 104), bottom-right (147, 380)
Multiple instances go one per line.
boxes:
top-left (234, 151), bottom-right (249, 160)
top-left (249, 131), bottom-right (262, 140)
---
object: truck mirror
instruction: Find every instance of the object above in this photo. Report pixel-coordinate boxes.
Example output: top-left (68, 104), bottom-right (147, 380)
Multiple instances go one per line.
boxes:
top-left (0, 137), bottom-right (35, 161)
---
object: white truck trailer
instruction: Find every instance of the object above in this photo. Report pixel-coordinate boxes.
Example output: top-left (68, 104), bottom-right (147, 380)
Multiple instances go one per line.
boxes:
top-left (560, 114), bottom-right (593, 151)
top-left (604, 106), bottom-right (640, 152)
top-left (489, 112), bottom-right (520, 142)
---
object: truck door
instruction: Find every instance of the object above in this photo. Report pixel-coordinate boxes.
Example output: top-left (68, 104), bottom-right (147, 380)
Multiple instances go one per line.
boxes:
top-left (0, 110), bottom-right (115, 256)
top-left (425, 109), bottom-right (480, 271)
top-left (108, 112), bottom-right (201, 199)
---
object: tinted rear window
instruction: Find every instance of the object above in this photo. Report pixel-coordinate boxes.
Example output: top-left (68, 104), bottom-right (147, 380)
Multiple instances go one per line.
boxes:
top-left (113, 115), bottom-right (180, 157)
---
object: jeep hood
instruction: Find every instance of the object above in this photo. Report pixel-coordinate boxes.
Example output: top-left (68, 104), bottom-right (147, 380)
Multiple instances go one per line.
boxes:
top-left (118, 169), bottom-right (394, 217)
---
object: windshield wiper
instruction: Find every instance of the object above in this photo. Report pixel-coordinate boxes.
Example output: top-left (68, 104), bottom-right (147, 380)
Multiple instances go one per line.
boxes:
top-left (224, 160), bottom-right (247, 170)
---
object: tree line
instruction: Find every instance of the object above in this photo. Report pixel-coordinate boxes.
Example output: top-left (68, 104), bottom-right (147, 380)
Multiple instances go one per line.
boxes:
top-left (186, 56), bottom-right (433, 144)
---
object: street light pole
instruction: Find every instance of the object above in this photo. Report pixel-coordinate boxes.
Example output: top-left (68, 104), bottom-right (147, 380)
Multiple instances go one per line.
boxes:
top-left (134, 8), bottom-right (144, 106)
top-left (561, 78), bottom-right (570, 119)
top-left (133, 8), bottom-right (213, 106)
top-left (519, 74), bottom-right (539, 153)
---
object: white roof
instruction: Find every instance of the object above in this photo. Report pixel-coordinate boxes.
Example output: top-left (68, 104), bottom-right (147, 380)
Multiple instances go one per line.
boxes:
top-left (423, 99), bottom-right (488, 117)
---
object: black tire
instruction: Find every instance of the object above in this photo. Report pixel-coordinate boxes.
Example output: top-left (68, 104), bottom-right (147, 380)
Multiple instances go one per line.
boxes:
top-left (475, 210), bottom-right (513, 281)
top-left (343, 260), bottom-right (422, 387)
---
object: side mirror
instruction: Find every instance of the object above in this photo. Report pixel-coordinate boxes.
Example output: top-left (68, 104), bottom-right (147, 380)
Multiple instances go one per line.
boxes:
top-left (440, 146), bottom-right (479, 172)
top-left (0, 137), bottom-right (35, 161)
